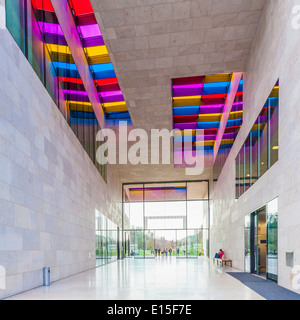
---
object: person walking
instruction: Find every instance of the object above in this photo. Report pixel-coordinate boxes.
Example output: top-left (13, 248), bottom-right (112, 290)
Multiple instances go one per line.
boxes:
top-left (169, 248), bottom-right (172, 257)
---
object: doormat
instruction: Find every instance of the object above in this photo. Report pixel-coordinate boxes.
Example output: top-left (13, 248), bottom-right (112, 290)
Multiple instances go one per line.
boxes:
top-left (227, 272), bottom-right (300, 300)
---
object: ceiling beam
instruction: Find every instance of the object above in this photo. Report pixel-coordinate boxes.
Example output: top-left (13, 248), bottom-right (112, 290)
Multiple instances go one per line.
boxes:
top-left (50, 0), bottom-right (105, 129)
top-left (213, 72), bottom-right (243, 163)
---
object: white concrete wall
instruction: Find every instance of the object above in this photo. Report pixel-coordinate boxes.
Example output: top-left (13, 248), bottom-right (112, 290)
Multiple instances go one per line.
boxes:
top-left (211, 0), bottom-right (300, 293)
top-left (0, 27), bottom-right (122, 298)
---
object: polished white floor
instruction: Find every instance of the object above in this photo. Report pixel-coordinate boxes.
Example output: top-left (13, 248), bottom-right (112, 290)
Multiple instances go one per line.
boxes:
top-left (7, 257), bottom-right (265, 300)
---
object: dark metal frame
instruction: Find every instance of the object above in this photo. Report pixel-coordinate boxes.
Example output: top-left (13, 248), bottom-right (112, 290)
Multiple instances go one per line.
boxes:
top-left (122, 180), bottom-right (211, 259)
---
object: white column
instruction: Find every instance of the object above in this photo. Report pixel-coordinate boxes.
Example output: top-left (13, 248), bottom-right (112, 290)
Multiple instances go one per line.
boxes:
top-left (0, 0), bottom-right (6, 30)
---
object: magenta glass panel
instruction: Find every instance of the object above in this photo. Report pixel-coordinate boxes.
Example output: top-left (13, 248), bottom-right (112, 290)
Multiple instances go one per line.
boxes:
top-left (78, 24), bottom-right (101, 38)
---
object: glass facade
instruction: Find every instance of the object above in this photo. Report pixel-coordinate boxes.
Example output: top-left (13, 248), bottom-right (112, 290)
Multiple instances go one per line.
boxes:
top-left (95, 211), bottom-right (119, 267)
top-left (236, 81), bottom-right (279, 199)
top-left (266, 198), bottom-right (278, 282)
top-left (6, 0), bottom-right (64, 109)
top-left (213, 76), bottom-right (244, 181)
top-left (6, 0), bottom-right (107, 181)
top-left (123, 181), bottom-right (210, 259)
top-left (244, 198), bottom-right (278, 282)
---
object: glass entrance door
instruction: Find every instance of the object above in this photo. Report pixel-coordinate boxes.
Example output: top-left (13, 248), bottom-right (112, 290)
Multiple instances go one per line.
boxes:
top-left (248, 199), bottom-right (278, 282)
top-left (267, 199), bottom-right (278, 282)
top-left (251, 208), bottom-right (266, 276)
top-left (245, 215), bottom-right (251, 272)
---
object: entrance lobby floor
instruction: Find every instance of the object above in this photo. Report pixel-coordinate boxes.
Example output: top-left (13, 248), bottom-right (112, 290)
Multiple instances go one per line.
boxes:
top-left (7, 258), bottom-right (265, 300)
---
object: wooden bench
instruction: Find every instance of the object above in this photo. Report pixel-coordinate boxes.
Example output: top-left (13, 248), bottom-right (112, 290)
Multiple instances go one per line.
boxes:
top-left (214, 258), bottom-right (232, 267)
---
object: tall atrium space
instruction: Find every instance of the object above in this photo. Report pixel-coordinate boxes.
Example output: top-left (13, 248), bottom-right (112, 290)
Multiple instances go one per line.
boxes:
top-left (1, 0), bottom-right (300, 303)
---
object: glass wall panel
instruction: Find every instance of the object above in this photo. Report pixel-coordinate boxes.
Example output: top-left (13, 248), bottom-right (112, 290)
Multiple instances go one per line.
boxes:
top-left (269, 88), bottom-right (279, 167)
top-left (6, 0), bottom-right (107, 182)
top-left (201, 229), bottom-right (209, 257)
top-left (6, 0), bottom-right (26, 53)
top-left (176, 230), bottom-right (187, 257)
top-left (267, 198), bottom-right (278, 282)
top-left (187, 230), bottom-right (199, 257)
top-left (251, 127), bottom-right (259, 185)
top-left (187, 201), bottom-right (208, 229)
top-left (145, 201), bottom-right (186, 229)
top-left (239, 146), bottom-right (245, 197)
top-left (95, 211), bottom-right (120, 267)
top-left (123, 181), bottom-right (209, 259)
top-left (125, 202), bottom-right (144, 230)
top-left (244, 138), bottom-right (251, 192)
top-left (107, 220), bottom-right (118, 263)
top-left (145, 231), bottom-right (155, 257)
top-left (130, 230), bottom-right (144, 258)
top-left (235, 81), bottom-right (279, 199)
top-left (147, 218), bottom-right (183, 230)
top-left (154, 230), bottom-right (176, 257)
top-left (27, 2), bottom-right (44, 82)
top-left (245, 214), bottom-right (251, 272)
top-left (258, 109), bottom-right (269, 177)
top-left (235, 153), bottom-right (240, 199)
top-left (123, 203), bottom-right (130, 230)
top-left (187, 181), bottom-right (208, 200)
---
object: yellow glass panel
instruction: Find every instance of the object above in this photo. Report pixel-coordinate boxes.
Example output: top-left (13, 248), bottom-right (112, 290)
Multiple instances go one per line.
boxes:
top-left (198, 113), bottom-right (222, 122)
top-left (203, 73), bottom-right (231, 83)
top-left (86, 46), bottom-right (108, 57)
top-left (47, 43), bottom-right (71, 54)
top-left (173, 96), bottom-right (201, 107)
top-left (270, 86), bottom-right (279, 98)
top-left (68, 101), bottom-right (93, 112)
top-left (103, 101), bottom-right (127, 113)
top-left (228, 110), bottom-right (243, 120)
top-left (85, 46), bottom-right (111, 64)
top-left (194, 140), bottom-right (214, 147)
top-left (221, 139), bottom-right (234, 145)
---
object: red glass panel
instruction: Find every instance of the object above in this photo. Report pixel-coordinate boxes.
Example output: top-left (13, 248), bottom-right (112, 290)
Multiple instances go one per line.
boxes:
top-left (31, 0), bottom-right (54, 12)
top-left (69, 0), bottom-right (94, 16)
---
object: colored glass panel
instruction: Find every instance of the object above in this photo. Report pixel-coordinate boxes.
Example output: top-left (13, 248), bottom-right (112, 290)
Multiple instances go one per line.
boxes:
top-left (67, 0), bottom-right (131, 124)
top-left (172, 73), bottom-right (244, 167)
top-left (235, 81), bottom-right (279, 199)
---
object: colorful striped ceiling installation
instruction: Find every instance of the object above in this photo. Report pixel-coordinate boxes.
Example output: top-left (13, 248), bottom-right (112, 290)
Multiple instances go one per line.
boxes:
top-left (172, 73), bottom-right (244, 159)
top-left (31, 0), bottom-right (130, 124)
top-left (67, 0), bottom-right (130, 122)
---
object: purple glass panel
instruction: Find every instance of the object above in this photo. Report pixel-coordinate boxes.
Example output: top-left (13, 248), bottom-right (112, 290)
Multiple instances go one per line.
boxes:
top-left (83, 36), bottom-right (105, 47)
top-left (199, 105), bottom-right (224, 114)
top-left (174, 123), bottom-right (197, 130)
top-left (101, 94), bottom-right (124, 103)
top-left (173, 84), bottom-right (204, 97)
top-left (38, 22), bottom-right (64, 36)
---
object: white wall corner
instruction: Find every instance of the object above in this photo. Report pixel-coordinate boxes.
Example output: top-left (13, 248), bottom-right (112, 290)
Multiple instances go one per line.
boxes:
top-left (0, 0), bottom-right (6, 30)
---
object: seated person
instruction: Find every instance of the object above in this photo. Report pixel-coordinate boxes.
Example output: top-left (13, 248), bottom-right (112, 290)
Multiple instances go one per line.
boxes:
top-left (214, 249), bottom-right (225, 259)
